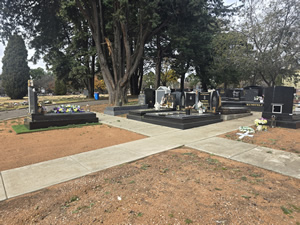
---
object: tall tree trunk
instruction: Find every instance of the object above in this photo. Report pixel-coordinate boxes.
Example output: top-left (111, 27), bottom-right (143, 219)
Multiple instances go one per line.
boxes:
top-left (76, 0), bottom-right (168, 105)
top-left (155, 35), bottom-right (162, 89)
top-left (180, 73), bottom-right (185, 92)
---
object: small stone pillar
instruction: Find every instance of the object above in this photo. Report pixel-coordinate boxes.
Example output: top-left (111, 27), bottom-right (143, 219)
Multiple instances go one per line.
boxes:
top-left (28, 79), bottom-right (38, 114)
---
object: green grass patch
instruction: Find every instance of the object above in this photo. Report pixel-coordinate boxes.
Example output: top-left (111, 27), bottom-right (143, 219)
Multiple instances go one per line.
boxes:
top-left (281, 206), bottom-right (293, 215)
top-left (12, 122), bottom-right (102, 134)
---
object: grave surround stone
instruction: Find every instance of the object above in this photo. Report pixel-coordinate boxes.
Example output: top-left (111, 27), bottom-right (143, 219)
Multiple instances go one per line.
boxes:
top-left (25, 79), bottom-right (98, 129)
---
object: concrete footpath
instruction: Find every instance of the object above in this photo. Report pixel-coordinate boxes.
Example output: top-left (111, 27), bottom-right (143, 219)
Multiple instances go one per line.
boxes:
top-left (0, 112), bottom-right (299, 202)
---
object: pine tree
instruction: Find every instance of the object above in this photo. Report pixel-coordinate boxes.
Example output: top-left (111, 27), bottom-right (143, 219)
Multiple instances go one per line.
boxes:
top-left (1, 34), bottom-right (30, 99)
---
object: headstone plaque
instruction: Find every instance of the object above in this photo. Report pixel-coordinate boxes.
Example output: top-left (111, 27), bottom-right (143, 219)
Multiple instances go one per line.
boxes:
top-left (138, 94), bottom-right (146, 105)
top-left (199, 92), bottom-right (211, 110)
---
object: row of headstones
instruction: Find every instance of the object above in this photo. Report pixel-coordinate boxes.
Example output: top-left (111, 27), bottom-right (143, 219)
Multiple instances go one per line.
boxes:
top-left (139, 87), bottom-right (219, 112)
top-left (218, 86), bottom-right (265, 102)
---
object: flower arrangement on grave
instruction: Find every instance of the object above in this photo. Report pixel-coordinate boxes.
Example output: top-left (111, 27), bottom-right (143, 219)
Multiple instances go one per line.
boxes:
top-left (50, 104), bottom-right (84, 113)
top-left (254, 117), bottom-right (268, 131)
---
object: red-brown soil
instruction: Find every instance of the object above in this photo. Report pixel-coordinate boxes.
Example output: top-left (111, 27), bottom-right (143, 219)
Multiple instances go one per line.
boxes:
top-left (219, 126), bottom-right (300, 155)
top-left (0, 106), bottom-right (299, 224)
top-left (0, 148), bottom-right (299, 224)
top-left (0, 118), bottom-right (145, 171)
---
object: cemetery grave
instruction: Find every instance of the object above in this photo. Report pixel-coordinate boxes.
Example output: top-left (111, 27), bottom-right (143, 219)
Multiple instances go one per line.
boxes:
top-left (24, 79), bottom-right (98, 129)
top-left (220, 86), bottom-right (264, 112)
top-left (262, 86), bottom-right (300, 129)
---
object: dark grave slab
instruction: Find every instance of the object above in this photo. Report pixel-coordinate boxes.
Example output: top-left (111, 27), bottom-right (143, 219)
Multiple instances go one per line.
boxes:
top-left (262, 86), bottom-right (300, 129)
top-left (219, 106), bottom-right (251, 114)
top-left (127, 108), bottom-right (175, 121)
top-left (185, 92), bottom-right (196, 107)
top-left (144, 88), bottom-right (155, 108)
top-left (142, 112), bottom-right (222, 129)
top-left (104, 104), bottom-right (148, 116)
top-left (24, 112), bottom-right (99, 130)
top-left (221, 100), bottom-right (263, 112)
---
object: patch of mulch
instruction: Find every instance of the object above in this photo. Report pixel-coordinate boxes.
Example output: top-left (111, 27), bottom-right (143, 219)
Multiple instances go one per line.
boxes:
top-left (219, 126), bottom-right (300, 155)
top-left (0, 148), bottom-right (299, 224)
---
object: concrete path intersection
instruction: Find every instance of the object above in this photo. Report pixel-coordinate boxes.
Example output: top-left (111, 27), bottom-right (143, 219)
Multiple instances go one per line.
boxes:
top-left (0, 111), bottom-right (299, 202)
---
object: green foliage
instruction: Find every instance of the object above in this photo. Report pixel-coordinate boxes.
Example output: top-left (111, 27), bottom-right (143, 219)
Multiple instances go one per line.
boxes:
top-left (54, 79), bottom-right (67, 95)
top-left (237, 0), bottom-right (300, 86)
top-left (208, 31), bottom-right (252, 88)
top-left (142, 71), bottom-right (155, 89)
top-left (30, 67), bottom-right (46, 80)
top-left (1, 34), bottom-right (30, 99)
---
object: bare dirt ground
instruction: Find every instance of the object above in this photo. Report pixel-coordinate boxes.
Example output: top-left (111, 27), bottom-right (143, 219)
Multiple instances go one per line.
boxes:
top-left (219, 126), bottom-right (300, 155)
top-left (0, 148), bottom-right (299, 224)
top-left (0, 118), bottom-right (145, 171)
top-left (0, 108), bottom-right (299, 224)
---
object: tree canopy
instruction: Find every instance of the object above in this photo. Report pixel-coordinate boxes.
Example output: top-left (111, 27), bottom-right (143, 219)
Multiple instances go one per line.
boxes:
top-left (1, 34), bottom-right (30, 99)
top-left (237, 0), bottom-right (300, 86)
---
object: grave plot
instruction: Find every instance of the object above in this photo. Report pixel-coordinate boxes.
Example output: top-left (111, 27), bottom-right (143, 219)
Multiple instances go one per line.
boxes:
top-left (142, 111), bottom-right (222, 129)
top-left (220, 87), bottom-right (264, 112)
top-left (262, 86), bottom-right (300, 129)
top-left (24, 79), bottom-right (98, 130)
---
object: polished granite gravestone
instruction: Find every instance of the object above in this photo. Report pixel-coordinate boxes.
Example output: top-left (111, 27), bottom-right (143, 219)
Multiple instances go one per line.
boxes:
top-left (173, 91), bottom-right (185, 108)
top-left (243, 89), bottom-right (259, 101)
top-left (24, 112), bottom-right (99, 130)
top-left (262, 86), bottom-right (300, 129)
top-left (141, 111), bottom-right (222, 129)
top-left (25, 80), bottom-right (99, 130)
top-left (144, 88), bottom-right (155, 108)
top-left (185, 92), bottom-right (196, 107)
top-left (219, 106), bottom-right (251, 114)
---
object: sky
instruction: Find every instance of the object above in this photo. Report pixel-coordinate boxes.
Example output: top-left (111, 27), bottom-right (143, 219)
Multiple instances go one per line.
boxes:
top-left (0, 0), bottom-right (239, 74)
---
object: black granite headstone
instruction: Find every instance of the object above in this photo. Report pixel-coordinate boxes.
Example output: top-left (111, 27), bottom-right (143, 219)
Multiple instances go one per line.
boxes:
top-left (185, 92), bottom-right (196, 107)
top-left (172, 91), bottom-right (184, 109)
top-left (144, 88), bottom-right (155, 108)
top-left (263, 86), bottom-right (295, 118)
top-left (244, 89), bottom-right (259, 101)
